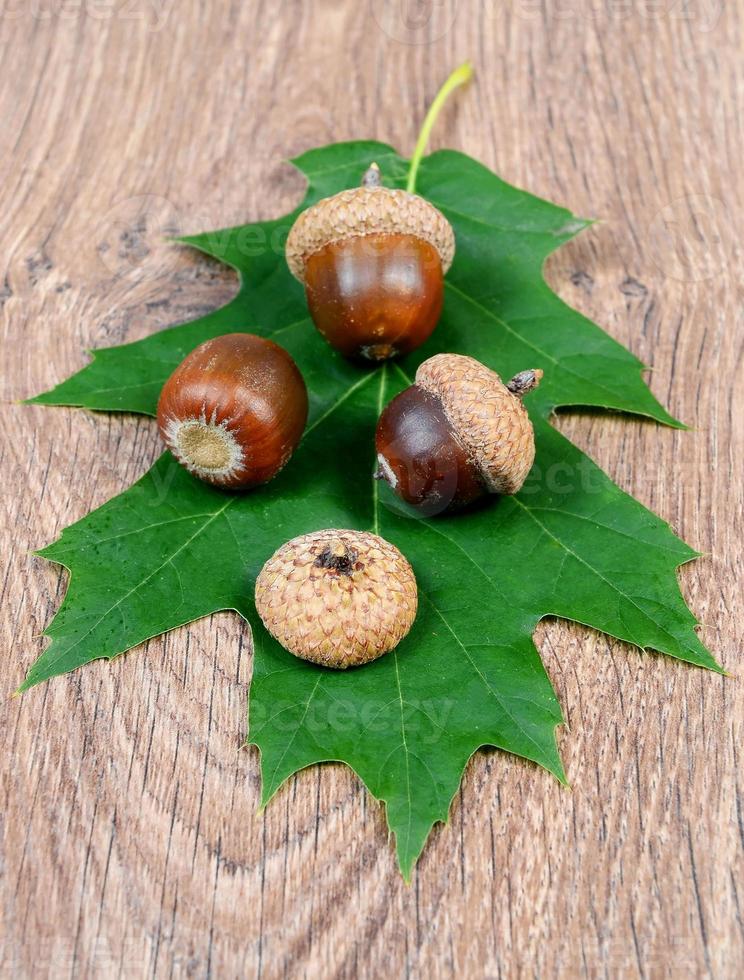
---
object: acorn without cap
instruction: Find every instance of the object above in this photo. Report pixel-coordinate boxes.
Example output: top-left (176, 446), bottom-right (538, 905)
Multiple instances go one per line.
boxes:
top-left (375, 353), bottom-right (542, 515)
top-left (285, 164), bottom-right (455, 362)
top-left (157, 333), bottom-right (308, 489)
top-left (255, 529), bottom-right (418, 668)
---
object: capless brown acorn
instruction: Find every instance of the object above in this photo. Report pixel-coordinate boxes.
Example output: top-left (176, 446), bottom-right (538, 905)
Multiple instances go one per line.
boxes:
top-left (285, 164), bottom-right (455, 362)
top-left (254, 529), bottom-right (418, 668)
top-left (375, 353), bottom-right (542, 515)
top-left (157, 333), bottom-right (308, 489)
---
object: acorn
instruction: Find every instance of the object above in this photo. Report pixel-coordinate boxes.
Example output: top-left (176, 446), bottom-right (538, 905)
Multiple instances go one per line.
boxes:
top-left (285, 163), bottom-right (455, 362)
top-left (157, 333), bottom-right (308, 489)
top-left (375, 353), bottom-right (542, 515)
top-left (254, 529), bottom-right (418, 668)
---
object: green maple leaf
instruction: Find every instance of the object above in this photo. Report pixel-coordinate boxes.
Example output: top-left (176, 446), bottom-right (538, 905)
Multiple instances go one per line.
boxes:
top-left (22, 139), bottom-right (720, 878)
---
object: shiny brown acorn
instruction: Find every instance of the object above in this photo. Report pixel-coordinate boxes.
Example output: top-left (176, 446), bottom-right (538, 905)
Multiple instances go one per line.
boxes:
top-left (255, 529), bottom-right (418, 668)
top-left (375, 353), bottom-right (542, 515)
top-left (285, 163), bottom-right (455, 362)
top-left (157, 333), bottom-right (308, 489)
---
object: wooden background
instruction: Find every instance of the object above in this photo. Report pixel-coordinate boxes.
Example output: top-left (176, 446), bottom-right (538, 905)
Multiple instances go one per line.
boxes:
top-left (1, 1), bottom-right (742, 976)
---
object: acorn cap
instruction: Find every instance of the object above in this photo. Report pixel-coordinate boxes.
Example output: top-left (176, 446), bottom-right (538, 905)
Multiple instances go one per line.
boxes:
top-left (415, 354), bottom-right (542, 495)
top-left (254, 529), bottom-right (418, 669)
top-left (285, 167), bottom-right (455, 283)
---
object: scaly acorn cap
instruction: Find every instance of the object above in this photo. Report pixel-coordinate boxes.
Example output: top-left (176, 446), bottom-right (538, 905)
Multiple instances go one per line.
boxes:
top-left (254, 529), bottom-right (418, 669)
top-left (415, 354), bottom-right (543, 495)
top-left (285, 163), bottom-right (455, 284)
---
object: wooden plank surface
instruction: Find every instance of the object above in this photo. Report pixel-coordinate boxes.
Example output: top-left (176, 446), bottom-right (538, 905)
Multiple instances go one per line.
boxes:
top-left (1, 1), bottom-right (742, 976)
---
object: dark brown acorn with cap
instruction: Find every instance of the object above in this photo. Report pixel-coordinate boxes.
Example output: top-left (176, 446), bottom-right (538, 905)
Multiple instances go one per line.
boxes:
top-left (285, 163), bottom-right (455, 363)
top-left (375, 353), bottom-right (542, 516)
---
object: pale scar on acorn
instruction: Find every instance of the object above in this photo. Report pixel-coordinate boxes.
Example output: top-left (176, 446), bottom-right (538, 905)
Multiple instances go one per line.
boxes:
top-left (285, 163), bottom-right (455, 362)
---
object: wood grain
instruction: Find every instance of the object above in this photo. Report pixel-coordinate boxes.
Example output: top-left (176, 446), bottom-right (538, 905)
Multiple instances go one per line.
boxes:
top-left (1, 1), bottom-right (742, 976)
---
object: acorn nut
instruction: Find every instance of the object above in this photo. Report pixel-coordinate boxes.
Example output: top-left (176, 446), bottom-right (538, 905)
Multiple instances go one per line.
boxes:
top-left (254, 529), bottom-right (418, 668)
top-left (375, 353), bottom-right (542, 515)
top-left (157, 333), bottom-right (308, 489)
top-left (285, 163), bottom-right (455, 362)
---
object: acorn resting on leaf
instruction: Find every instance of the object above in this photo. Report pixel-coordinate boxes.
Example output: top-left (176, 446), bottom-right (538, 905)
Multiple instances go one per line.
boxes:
top-left (375, 353), bottom-right (542, 515)
top-left (255, 529), bottom-right (418, 668)
top-left (285, 163), bottom-right (455, 362)
top-left (157, 333), bottom-right (308, 489)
